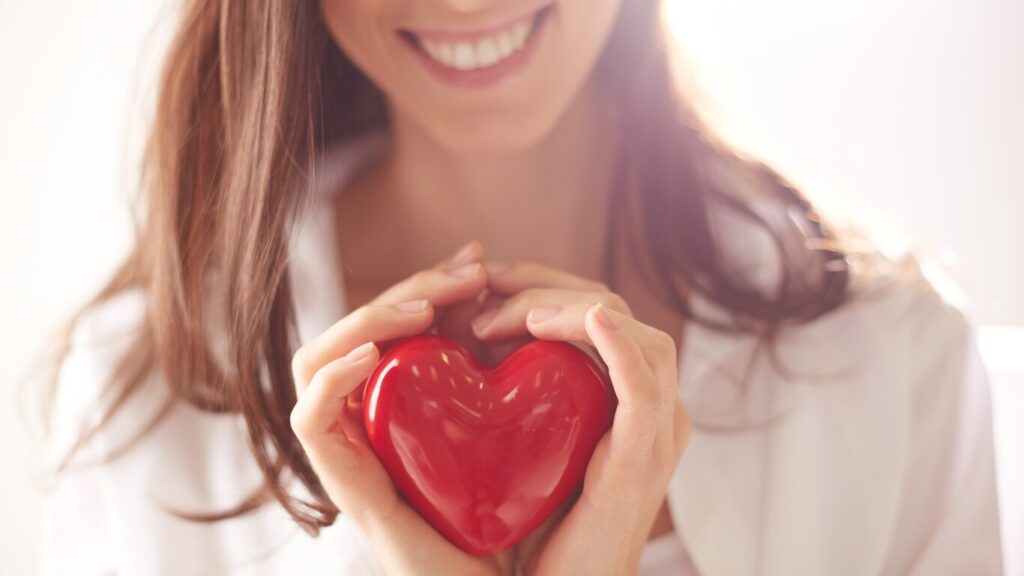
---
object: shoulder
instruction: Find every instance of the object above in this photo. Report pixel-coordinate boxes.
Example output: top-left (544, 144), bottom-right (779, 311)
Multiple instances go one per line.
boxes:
top-left (779, 228), bottom-right (989, 429)
top-left (681, 220), bottom-right (983, 422)
top-left (841, 231), bottom-right (980, 378)
top-left (802, 225), bottom-right (982, 391)
top-left (673, 233), bottom-right (1003, 574)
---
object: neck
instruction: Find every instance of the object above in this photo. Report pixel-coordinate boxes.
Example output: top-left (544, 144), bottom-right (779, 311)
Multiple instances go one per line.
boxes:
top-left (374, 75), bottom-right (620, 280)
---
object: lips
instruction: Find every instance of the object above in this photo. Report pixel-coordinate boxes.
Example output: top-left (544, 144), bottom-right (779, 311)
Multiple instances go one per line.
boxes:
top-left (397, 4), bottom-right (555, 88)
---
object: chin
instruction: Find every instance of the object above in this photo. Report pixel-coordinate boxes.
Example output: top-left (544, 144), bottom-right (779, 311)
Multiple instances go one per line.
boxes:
top-left (428, 110), bottom-right (565, 156)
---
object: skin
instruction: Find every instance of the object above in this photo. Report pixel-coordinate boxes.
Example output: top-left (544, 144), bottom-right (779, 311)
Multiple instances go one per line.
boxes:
top-left (292, 1), bottom-right (693, 574)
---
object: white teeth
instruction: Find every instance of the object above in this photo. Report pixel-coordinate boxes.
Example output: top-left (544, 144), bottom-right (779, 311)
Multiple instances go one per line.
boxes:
top-left (510, 22), bottom-right (530, 49)
top-left (453, 42), bottom-right (476, 70)
top-left (497, 33), bottom-right (514, 58)
top-left (415, 17), bottom-right (536, 71)
top-left (438, 43), bottom-right (454, 67)
top-left (476, 38), bottom-right (500, 67)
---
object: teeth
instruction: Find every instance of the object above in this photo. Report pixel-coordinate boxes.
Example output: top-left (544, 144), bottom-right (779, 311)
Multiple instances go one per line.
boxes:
top-left (453, 42), bottom-right (476, 70)
top-left (476, 38), bottom-right (499, 67)
top-left (438, 43), bottom-right (454, 67)
top-left (510, 22), bottom-right (530, 49)
top-left (415, 18), bottom-right (536, 71)
top-left (497, 33), bottom-right (514, 58)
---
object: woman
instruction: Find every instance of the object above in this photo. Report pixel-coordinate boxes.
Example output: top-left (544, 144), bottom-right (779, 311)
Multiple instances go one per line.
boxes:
top-left (40, 0), bottom-right (1004, 574)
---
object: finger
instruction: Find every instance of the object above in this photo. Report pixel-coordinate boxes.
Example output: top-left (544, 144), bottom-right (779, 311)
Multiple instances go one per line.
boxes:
top-left (479, 291), bottom-right (506, 312)
top-left (525, 303), bottom-right (678, 391)
top-left (368, 262), bottom-right (486, 308)
top-left (292, 300), bottom-right (434, 391)
top-left (521, 301), bottom-right (661, 415)
top-left (294, 243), bottom-right (489, 393)
top-left (671, 395), bottom-right (692, 458)
top-left (435, 239), bottom-right (484, 270)
top-left (434, 296), bottom-right (489, 358)
top-left (483, 260), bottom-right (607, 295)
top-left (290, 341), bottom-right (379, 445)
top-left (367, 239), bottom-right (485, 308)
top-left (582, 304), bottom-right (663, 419)
top-left (470, 288), bottom-right (632, 341)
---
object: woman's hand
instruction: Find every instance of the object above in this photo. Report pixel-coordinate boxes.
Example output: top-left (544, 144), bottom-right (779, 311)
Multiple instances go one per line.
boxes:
top-left (471, 261), bottom-right (692, 576)
top-left (290, 242), bottom-right (516, 576)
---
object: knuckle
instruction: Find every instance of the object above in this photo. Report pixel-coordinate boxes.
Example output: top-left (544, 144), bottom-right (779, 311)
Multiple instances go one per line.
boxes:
top-left (674, 400), bottom-right (692, 452)
top-left (590, 280), bottom-right (611, 293)
top-left (652, 329), bottom-right (677, 356)
top-left (291, 346), bottom-right (312, 385)
top-left (289, 403), bottom-right (313, 438)
top-left (627, 378), bottom-right (663, 410)
top-left (640, 381), bottom-right (664, 407)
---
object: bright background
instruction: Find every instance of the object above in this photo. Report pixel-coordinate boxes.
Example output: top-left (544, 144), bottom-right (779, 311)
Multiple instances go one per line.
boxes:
top-left (1, 0), bottom-right (1021, 573)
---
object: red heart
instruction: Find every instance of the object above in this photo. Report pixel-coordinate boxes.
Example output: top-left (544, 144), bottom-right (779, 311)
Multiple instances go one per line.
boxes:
top-left (362, 334), bottom-right (616, 555)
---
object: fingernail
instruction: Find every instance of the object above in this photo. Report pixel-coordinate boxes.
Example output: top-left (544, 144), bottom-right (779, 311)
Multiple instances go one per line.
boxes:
top-left (394, 299), bottom-right (428, 313)
top-left (448, 262), bottom-right (481, 279)
top-left (449, 242), bottom-right (478, 267)
top-left (528, 307), bottom-right (561, 323)
top-left (484, 261), bottom-right (511, 275)
top-left (471, 308), bottom-right (500, 335)
top-left (593, 304), bottom-right (620, 330)
top-left (343, 341), bottom-right (375, 363)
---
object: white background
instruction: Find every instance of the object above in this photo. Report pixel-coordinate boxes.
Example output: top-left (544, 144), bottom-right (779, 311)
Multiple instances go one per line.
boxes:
top-left (1, 0), bottom-right (1021, 573)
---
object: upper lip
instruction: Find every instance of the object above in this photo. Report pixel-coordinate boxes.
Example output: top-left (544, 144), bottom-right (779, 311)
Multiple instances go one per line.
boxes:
top-left (398, 3), bottom-right (552, 43)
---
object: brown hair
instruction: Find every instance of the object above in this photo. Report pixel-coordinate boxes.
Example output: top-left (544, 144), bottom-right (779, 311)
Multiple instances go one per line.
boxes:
top-left (44, 0), bottom-right (854, 534)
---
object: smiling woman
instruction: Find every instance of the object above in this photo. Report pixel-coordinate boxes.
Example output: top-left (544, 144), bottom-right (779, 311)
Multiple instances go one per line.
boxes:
top-left (36, 0), bottom-right (1002, 574)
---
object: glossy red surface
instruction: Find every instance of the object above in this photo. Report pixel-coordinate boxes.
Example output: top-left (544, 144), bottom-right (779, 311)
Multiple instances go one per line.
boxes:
top-left (362, 334), bottom-right (616, 555)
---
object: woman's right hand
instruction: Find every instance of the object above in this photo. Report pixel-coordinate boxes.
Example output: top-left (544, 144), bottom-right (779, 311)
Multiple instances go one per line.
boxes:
top-left (289, 241), bottom-right (512, 576)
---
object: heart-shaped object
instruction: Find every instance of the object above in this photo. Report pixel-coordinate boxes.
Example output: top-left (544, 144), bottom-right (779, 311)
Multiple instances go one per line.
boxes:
top-left (362, 334), bottom-right (616, 555)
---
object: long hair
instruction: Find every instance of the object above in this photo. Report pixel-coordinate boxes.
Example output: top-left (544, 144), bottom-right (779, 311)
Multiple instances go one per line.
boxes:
top-left (43, 0), bottom-right (854, 534)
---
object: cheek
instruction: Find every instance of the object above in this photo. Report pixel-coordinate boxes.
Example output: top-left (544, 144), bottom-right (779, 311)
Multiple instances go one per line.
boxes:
top-left (560, 0), bottom-right (621, 62)
top-left (319, 0), bottom-right (403, 89)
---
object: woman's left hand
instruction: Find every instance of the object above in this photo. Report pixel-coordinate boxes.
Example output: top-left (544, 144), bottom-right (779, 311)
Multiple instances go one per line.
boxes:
top-left (470, 261), bottom-right (692, 576)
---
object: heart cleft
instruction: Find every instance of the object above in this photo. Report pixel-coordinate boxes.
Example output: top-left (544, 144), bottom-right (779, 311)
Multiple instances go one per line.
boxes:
top-left (362, 334), bottom-right (616, 555)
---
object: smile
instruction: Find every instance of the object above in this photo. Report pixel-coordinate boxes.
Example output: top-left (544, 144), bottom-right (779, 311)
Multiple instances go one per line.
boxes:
top-left (398, 4), bottom-right (555, 88)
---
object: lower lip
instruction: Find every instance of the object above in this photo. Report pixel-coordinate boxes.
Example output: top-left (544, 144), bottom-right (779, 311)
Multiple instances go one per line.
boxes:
top-left (400, 6), bottom-right (554, 90)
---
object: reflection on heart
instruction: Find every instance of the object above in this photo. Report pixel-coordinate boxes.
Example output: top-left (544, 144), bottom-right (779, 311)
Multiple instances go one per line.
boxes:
top-left (362, 334), bottom-right (616, 555)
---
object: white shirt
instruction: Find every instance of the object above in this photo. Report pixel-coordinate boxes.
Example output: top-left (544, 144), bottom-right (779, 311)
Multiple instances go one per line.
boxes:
top-left (41, 129), bottom-right (1003, 575)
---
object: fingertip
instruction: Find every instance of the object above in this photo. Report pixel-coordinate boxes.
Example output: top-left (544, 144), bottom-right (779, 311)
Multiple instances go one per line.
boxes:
top-left (341, 341), bottom-right (378, 364)
top-left (527, 306), bottom-right (561, 324)
top-left (583, 303), bottom-right (606, 334)
top-left (470, 308), bottom-right (499, 338)
top-left (447, 262), bottom-right (484, 279)
top-left (583, 304), bottom-right (625, 351)
top-left (592, 303), bottom-right (621, 331)
top-left (393, 299), bottom-right (430, 313)
top-left (447, 240), bottom-right (485, 268)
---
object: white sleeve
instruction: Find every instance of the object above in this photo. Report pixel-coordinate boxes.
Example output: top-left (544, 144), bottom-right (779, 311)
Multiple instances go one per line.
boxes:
top-left (885, 302), bottom-right (1005, 574)
top-left (39, 292), bottom-right (148, 575)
